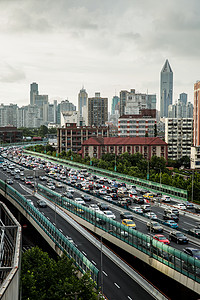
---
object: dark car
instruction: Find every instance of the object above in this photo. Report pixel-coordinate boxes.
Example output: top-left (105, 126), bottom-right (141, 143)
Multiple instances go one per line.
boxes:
top-left (62, 192), bottom-right (73, 199)
top-left (122, 198), bottom-right (132, 206)
top-left (133, 196), bottom-right (144, 204)
top-left (97, 203), bottom-right (110, 211)
top-left (188, 228), bottom-right (200, 237)
top-left (183, 248), bottom-right (200, 260)
top-left (14, 174), bottom-right (20, 180)
top-left (111, 193), bottom-right (118, 200)
top-left (37, 200), bottom-right (47, 208)
top-left (120, 211), bottom-right (134, 220)
top-left (169, 231), bottom-right (189, 244)
top-left (81, 195), bottom-right (91, 202)
top-left (163, 212), bottom-right (179, 222)
top-left (146, 221), bottom-right (163, 233)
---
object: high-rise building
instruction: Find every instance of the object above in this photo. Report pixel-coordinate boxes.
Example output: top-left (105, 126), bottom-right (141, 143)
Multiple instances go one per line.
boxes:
top-left (78, 87), bottom-right (88, 118)
top-left (60, 100), bottom-right (76, 112)
top-left (87, 92), bottom-right (108, 127)
top-left (111, 95), bottom-right (120, 115)
top-left (30, 82), bottom-right (38, 105)
top-left (179, 93), bottom-right (187, 105)
top-left (160, 59), bottom-right (173, 118)
top-left (165, 118), bottom-right (193, 159)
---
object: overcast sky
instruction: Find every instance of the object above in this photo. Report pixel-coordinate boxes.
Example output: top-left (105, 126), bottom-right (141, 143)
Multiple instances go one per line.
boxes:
top-left (0, 0), bottom-right (199, 110)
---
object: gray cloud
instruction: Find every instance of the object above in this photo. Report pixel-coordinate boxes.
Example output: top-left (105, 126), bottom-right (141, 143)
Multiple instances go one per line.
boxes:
top-left (0, 64), bottom-right (26, 83)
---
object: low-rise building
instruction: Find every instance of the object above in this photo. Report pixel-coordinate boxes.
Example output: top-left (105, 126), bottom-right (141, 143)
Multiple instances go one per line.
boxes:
top-left (57, 123), bottom-right (109, 153)
top-left (165, 118), bottom-right (193, 160)
top-left (82, 136), bottom-right (167, 160)
top-left (0, 126), bottom-right (23, 143)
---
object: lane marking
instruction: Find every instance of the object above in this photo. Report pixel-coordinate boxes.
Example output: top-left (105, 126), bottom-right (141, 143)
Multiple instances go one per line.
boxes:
top-left (47, 217), bottom-right (50, 220)
top-left (53, 222), bottom-right (56, 226)
top-left (114, 282), bottom-right (120, 289)
top-left (102, 271), bottom-right (108, 276)
top-left (59, 229), bottom-right (63, 232)
top-left (92, 260), bottom-right (96, 265)
top-left (184, 222), bottom-right (195, 226)
top-left (82, 251), bottom-right (87, 256)
top-left (128, 297), bottom-right (133, 300)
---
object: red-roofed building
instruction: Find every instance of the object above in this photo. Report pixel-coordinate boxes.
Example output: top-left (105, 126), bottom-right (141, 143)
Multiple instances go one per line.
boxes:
top-left (82, 136), bottom-right (168, 160)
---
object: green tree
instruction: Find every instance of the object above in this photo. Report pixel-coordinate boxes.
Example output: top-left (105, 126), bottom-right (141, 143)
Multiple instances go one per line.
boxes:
top-left (38, 125), bottom-right (48, 137)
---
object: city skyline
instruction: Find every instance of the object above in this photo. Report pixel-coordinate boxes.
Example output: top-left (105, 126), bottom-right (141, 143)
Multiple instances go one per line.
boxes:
top-left (0, 0), bottom-right (199, 108)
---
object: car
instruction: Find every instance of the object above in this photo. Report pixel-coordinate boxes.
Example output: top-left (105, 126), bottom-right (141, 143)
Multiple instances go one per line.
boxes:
top-left (161, 195), bottom-right (171, 203)
top-left (144, 212), bottom-right (157, 220)
top-left (103, 210), bottom-right (116, 219)
top-left (25, 180), bottom-right (33, 185)
top-left (67, 187), bottom-right (75, 194)
top-left (89, 204), bottom-right (100, 211)
top-left (133, 196), bottom-right (144, 204)
top-left (146, 221), bottom-right (163, 233)
top-left (169, 231), bottom-right (188, 244)
top-left (122, 198), bottom-right (132, 206)
top-left (153, 234), bottom-right (170, 245)
top-left (97, 203), bottom-right (110, 211)
top-left (164, 207), bottom-right (179, 216)
top-left (110, 193), bottom-right (118, 201)
top-left (121, 219), bottom-right (136, 229)
top-left (188, 228), bottom-right (200, 237)
top-left (174, 203), bottom-right (186, 210)
top-left (47, 184), bottom-right (55, 190)
top-left (62, 192), bottom-right (73, 199)
top-left (130, 206), bottom-right (143, 214)
top-left (103, 195), bottom-right (112, 202)
top-left (163, 212), bottom-right (179, 222)
top-left (74, 198), bottom-right (85, 205)
top-left (129, 189), bottom-right (137, 195)
top-left (183, 248), bottom-right (200, 260)
top-left (143, 193), bottom-right (154, 199)
top-left (6, 179), bottom-right (13, 184)
top-left (14, 174), bottom-right (20, 180)
top-left (163, 220), bottom-right (178, 229)
top-left (120, 211), bottom-right (134, 220)
top-left (37, 200), bottom-right (47, 208)
top-left (186, 202), bottom-right (194, 209)
top-left (141, 204), bottom-right (151, 212)
top-left (81, 195), bottom-right (91, 202)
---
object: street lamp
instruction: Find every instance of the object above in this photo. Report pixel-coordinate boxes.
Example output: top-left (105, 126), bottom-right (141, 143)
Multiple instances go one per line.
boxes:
top-left (100, 230), bottom-right (113, 295)
top-left (191, 158), bottom-right (194, 202)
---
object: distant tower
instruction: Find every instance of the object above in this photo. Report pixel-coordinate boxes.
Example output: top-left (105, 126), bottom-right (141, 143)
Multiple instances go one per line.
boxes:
top-left (160, 60), bottom-right (173, 118)
top-left (111, 95), bottom-right (120, 115)
top-left (78, 87), bottom-right (88, 118)
top-left (30, 82), bottom-right (38, 105)
top-left (179, 93), bottom-right (187, 105)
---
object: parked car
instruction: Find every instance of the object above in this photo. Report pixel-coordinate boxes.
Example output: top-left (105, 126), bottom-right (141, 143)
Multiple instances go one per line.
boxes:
top-left (146, 221), bottom-right (163, 233)
top-left (169, 231), bottom-right (188, 244)
top-left (120, 211), bottom-right (134, 220)
top-left (121, 219), bottom-right (136, 229)
top-left (163, 220), bottom-right (178, 229)
top-left (153, 234), bottom-right (170, 245)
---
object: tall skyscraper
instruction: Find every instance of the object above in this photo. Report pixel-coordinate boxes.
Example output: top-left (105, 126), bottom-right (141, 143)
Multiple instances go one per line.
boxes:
top-left (160, 59), bottom-right (173, 118)
top-left (78, 87), bottom-right (88, 117)
top-left (193, 81), bottom-right (200, 146)
top-left (30, 82), bottom-right (38, 105)
top-left (87, 92), bottom-right (108, 127)
top-left (179, 93), bottom-right (187, 105)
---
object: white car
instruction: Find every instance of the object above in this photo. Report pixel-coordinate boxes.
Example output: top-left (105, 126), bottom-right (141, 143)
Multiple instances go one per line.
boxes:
top-left (174, 203), bottom-right (186, 210)
top-left (103, 196), bottom-right (112, 202)
top-left (130, 206), bottom-right (143, 214)
top-left (144, 212), bottom-right (157, 220)
top-left (99, 189), bottom-right (107, 195)
top-left (103, 210), bottom-right (116, 219)
top-left (27, 199), bottom-right (34, 206)
top-left (74, 198), bottom-right (85, 205)
top-left (161, 195), bottom-right (171, 203)
top-left (89, 204), bottom-right (100, 211)
top-left (67, 187), bottom-right (75, 194)
top-left (129, 189), bottom-right (137, 195)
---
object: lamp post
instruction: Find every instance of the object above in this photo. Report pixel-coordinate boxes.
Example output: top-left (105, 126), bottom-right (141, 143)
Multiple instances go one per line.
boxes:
top-left (191, 158), bottom-right (194, 202)
top-left (100, 230), bottom-right (112, 295)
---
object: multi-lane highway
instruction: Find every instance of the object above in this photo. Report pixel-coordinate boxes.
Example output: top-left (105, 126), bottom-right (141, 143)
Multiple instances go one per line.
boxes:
top-left (1, 146), bottom-right (200, 299)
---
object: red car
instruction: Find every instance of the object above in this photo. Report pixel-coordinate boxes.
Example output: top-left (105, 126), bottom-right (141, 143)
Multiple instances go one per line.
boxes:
top-left (153, 234), bottom-right (170, 245)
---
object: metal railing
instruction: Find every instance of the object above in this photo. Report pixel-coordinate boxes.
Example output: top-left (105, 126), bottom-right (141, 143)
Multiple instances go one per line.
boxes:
top-left (0, 180), bottom-right (99, 287)
top-left (37, 184), bottom-right (200, 284)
